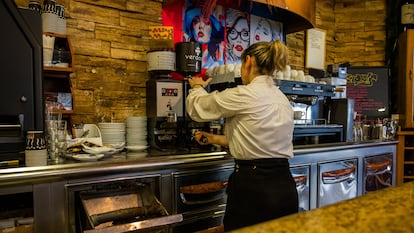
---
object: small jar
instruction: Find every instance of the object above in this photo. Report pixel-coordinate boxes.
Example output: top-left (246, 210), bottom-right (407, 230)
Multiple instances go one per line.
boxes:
top-left (25, 131), bottom-right (48, 166)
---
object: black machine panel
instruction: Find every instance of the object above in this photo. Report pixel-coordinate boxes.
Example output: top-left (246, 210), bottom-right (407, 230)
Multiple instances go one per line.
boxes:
top-left (275, 79), bottom-right (336, 97)
top-left (0, 1), bottom-right (43, 132)
top-left (0, 1), bottom-right (43, 163)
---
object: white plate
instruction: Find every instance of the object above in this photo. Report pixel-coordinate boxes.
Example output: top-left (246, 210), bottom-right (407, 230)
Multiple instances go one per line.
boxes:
top-left (82, 146), bottom-right (115, 154)
top-left (72, 154), bottom-right (104, 162)
top-left (126, 145), bottom-right (148, 152)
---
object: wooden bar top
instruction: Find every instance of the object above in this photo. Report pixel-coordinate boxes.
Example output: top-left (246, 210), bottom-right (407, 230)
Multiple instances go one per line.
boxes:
top-left (231, 182), bottom-right (414, 233)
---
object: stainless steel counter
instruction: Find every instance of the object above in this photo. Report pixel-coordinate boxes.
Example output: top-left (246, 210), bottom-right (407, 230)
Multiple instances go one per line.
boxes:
top-left (293, 140), bottom-right (397, 154)
top-left (0, 140), bottom-right (397, 187)
top-left (0, 151), bottom-right (231, 186)
top-left (0, 140), bottom-right (398, 233)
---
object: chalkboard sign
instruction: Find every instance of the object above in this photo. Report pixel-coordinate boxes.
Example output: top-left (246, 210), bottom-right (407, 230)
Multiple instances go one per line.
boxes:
top-left (346, 67), bottom-right (389, 119)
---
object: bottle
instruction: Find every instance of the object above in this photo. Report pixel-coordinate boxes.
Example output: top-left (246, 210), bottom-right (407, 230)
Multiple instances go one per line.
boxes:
top-left (401, 0), bottom-right (414, 30)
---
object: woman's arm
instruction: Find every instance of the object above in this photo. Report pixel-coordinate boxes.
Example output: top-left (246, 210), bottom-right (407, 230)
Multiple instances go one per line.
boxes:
top-left (193, 131), bottom-right (229, 147)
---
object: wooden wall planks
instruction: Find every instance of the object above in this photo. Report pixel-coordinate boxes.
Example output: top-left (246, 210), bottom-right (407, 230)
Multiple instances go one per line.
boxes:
top-left (14, 0), bottom-right (387, 125)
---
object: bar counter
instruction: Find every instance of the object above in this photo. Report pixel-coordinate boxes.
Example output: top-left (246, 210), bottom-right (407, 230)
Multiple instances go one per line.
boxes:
top-left (0, 141), bottom-right (397, 186)
top-left (231, 180), bottom-right (414, 233)
top-left (0, 140), bottom-right (396, 186)
top-left (0, 140), bottom-right (399, 233)
top-left (0, 150), bottom-right (232, 186)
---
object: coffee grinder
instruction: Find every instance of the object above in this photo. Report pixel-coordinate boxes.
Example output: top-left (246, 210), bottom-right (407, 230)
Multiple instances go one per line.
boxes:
top-left (175, 42), bottom-right (214, 151)
top-left (146, 77), bottom-right (184, 150)
top-left (146, 41), bottom-right (206, 151)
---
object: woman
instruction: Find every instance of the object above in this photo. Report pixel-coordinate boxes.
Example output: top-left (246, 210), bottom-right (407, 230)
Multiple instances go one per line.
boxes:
top-left (225, 9), bottom-right (249, 64)
top-left (186, 40), bottom-right (298, 231)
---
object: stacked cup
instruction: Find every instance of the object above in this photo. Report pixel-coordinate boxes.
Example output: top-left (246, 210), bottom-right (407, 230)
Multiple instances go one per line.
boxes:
top-left (42, 0), bottom-right (58, 33)
top-left (55, 4), bottom-right (66, 35)
top-left (98, 123), bottom-right (126, 146)
top-left (42, 34), bottom-right (55, 66)
top-left (126, 116), bottom-right (148, 150)
top-left (25, 131), bottom-right (48, 166)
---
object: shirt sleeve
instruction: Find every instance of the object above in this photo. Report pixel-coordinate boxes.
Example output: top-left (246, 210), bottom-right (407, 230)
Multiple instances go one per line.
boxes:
top-left (186, 86), bottom-right (251, 122)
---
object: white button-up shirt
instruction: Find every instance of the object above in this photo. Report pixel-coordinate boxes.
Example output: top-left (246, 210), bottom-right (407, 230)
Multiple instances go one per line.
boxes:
top-left (186, 75), bottom-right (294, 160)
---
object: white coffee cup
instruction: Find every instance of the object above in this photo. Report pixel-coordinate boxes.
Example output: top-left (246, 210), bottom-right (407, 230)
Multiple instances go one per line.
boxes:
top-left (294, 111), bottom-right (305, 120)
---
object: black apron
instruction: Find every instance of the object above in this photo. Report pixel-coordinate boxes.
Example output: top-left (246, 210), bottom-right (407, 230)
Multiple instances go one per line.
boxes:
top-left (223, 158), bottom-right (298, 231)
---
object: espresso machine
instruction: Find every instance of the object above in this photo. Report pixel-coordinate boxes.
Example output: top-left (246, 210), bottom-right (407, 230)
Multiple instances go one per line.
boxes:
top-left (146, 42), bottom-right (216, 152)
top-left (275, 80), bottom-right (345, 145)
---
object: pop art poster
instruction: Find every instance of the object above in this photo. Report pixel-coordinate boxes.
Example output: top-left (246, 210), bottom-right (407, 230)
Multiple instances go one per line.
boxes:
top-left (181, 0), bottom-right (225, 70)
top-left (225, 9), bottom-right (250, 64)
top-left (250, 15), bottom-right (284, 45)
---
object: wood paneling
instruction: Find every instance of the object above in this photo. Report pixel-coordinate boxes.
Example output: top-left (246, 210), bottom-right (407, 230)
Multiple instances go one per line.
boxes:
top-left (15, 0), bottom-right (387, 125)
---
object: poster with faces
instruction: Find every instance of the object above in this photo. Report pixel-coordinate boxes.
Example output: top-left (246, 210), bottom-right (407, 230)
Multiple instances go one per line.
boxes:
top-left (182, 1), bottom-right (225, 70)
top-left (225, 9), bottom-right (250, 64)
top-left (250, 15), bottom-right (284, 45)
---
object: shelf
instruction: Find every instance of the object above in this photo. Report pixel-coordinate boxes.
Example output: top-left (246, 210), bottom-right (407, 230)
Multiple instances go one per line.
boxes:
top-left (42, 32), bottom-right (75, 124)
top-left (43, 66), bottom-right (73, 73)
top-left (62, 110), bottom-right (74, 115)
top-left (42, 32), bottom-right (74, 69)
top-left (274, 79), bottom-right (335, 97)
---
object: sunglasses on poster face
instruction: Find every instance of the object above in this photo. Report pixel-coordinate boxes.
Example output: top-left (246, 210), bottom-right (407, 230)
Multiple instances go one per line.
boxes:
top-left (228, 28), bottom-right (249, 41)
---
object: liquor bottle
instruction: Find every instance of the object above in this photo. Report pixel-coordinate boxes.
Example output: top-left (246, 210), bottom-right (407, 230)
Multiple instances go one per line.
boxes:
top-left (401, 0), bottom-right (414, 30)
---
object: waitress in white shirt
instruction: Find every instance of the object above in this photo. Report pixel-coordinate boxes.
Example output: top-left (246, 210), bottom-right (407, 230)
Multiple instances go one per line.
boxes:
top-left (186, 40), bottom-right (298, 231)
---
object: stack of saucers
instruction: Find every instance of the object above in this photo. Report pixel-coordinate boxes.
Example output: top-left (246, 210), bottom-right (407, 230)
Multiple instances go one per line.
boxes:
top-left (125, 116), bottom-right (148, 151)
top-left (97, 123), bottom-right (126, 146)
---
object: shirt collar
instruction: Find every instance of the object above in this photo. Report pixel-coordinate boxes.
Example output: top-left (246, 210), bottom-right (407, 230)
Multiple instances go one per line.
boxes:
top-left (250, 75), bottom-right (273, 84)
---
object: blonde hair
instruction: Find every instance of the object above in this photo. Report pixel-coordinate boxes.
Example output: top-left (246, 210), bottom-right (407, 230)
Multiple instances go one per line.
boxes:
top-left (240, 40), bottom-right (289, 75)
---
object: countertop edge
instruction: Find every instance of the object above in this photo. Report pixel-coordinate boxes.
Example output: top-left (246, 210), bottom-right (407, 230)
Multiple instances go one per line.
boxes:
top-left (0, 141), bottom-right (397, 186)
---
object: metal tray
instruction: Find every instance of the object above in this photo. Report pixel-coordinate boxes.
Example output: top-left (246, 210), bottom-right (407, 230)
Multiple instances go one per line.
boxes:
top-left (79, 183), bottom-right (182, 233)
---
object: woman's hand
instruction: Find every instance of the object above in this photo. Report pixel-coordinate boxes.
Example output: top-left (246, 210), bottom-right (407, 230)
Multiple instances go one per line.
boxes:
top-left (193, 131), bottom-right (212, 145)
top-left (188, 76), bottom-right (212, 89)
top-left (193, 131), bottom-right (229, 147)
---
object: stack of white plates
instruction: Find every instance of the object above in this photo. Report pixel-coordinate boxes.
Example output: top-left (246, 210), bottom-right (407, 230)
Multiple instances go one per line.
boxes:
top-left (125, 116), bottom-right (148, 151)
top-left (97, 123), bottom-right (126, 146)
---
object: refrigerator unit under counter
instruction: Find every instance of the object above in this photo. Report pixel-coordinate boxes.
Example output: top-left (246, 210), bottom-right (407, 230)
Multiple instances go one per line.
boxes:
top-left (317, 159), bottom-right (358, 208)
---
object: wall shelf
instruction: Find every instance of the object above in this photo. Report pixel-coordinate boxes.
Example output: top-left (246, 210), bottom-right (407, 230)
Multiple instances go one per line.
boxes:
top-left (42, 33), bottom-right (75, 129)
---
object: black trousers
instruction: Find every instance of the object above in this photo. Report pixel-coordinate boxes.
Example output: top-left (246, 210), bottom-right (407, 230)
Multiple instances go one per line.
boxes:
top-left (223, 158), bottom-right (298, 232)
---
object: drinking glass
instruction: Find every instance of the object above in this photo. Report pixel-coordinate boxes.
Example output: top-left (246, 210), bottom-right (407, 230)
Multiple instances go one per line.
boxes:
top-left (46, 120), bottom-right (67, 162)
top-left (45, 101), bottom-right (63, 121)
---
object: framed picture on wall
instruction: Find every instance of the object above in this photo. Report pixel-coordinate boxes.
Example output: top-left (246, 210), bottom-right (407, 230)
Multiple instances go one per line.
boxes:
top-left (305, 28), bottom-right (326, 70)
